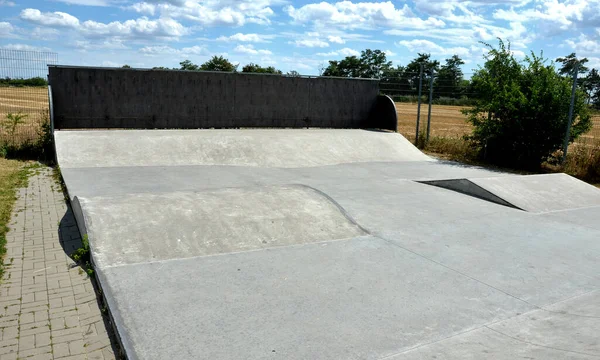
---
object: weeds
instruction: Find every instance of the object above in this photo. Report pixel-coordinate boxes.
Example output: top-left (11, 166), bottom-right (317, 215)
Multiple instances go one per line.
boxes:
top-left (72, 234), bottom-right (94, 276)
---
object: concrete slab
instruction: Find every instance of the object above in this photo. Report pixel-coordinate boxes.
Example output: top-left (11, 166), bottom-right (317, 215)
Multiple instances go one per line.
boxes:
top-left (55, 129), bottom-right (431, 169)
top-left (466, 173), bottom-right (600, 213)
top-left (59, 161), bottom-right (504, 200)
top-left (56, 129), bottom-right (600, 359)
top-left (98, 236), bottom-right (532, 360)
top-left (74, 185), bottom-right (366, 268)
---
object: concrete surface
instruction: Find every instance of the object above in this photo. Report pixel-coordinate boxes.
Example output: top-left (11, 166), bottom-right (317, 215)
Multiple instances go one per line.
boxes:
top-left (0, 167), bottom-right (118, 360)
top-left (49, 66), bottom-right (383, 130)
top-left (54, 129), bottom-right (431, 169)
top-left (55, 129), bottom-right (600, 360)
top-left (469, 173), bottom-right (600, 212)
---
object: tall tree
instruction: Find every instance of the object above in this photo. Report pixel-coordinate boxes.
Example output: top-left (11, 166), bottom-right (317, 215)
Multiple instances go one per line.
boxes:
top-left (322, 56), bottom-right (364, 78)
top-left (434, 55), bottom-right (464, 98)
top-left (584, 68), bottom-right (600, 108)
top-left (241, 63), bottom-right (282, 74)
top-left (321, 49), bottom-right (392, 79)
top-left (555, 53), bottom-right (589, 75)
top-left (360, 49), bottom-right (392, 79)
top-left (199, 56), bottom-right (237, 72)
top-left (179, 60), bottom-right (199, 71)
top-left (405, 53), bottom-right (439, 95)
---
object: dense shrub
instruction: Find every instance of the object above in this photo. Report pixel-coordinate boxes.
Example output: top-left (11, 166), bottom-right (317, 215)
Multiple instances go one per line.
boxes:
top-left (463, 40), bottom-right (591, 169)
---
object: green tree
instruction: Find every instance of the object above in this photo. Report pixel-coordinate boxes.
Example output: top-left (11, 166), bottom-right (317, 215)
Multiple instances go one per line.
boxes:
top-left (582, 68), bottom-right (600, 107)
top-left (434, 55), bottom-right (464, 98)
top-left (121, 64), bottom-right (131, 69)
top-left (555, 53), bottom-right (589, 75)
top-left (286, 70), bottom-right (301, 77)
top-left (200, 56), bottom-right (237, 72)
top-left (179, 60), bottom-right (200, 71)
top-left (241, 63), bottom-right (282, 74)
top-left (380, 65), bottom-right (411, 96)
top-left (360, 49), bottom-right (392, 79)
top-left (464, 39), bottom-right (591, 169)
top-left (405, 53), bottom-right (439, 95)
top-left (321, 49), bottom-right (392, 79)
top-left (322, 56), bottom-right (364, 77)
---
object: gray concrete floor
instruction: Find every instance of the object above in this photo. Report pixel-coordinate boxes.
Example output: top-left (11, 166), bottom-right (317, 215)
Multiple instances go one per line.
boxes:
top-left (0, 167), bottom-right (119, 360)
top-left (56, 129), bottom-right (600, 360)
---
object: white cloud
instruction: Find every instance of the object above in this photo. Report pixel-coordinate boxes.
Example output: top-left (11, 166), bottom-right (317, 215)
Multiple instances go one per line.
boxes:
top-left (0, 0), bottom-right (15, 6)
top-left (140, 45), bottom-right (208, 57)
top-left (234, 44), bottom-right (272, 55)
top-left (493, 0), bottom-right (595, 30)
top-left (327, 35), bottom-right (345, 44)
top-left (294, 39), bottom-right (329, 48)
top-left (286, 1), bottom-right (445, 30)
top-left (384, 49), bottom-right (396, 57)
top-left (0, 22), bottom-right (13, 37)
top-left (0, 43), bottom-right (52, 51)
top-left (565, 33), bottom-right (600, 57)
top-left (129, 2), bottom-right (156, 15)
top-left (75, 39), bottom-right (128, 50)
top-left (217, 33), bottom-right (274, 43)
top-left (21, 9), bottom-right (188, 39)
top-left (31, 27), bottom-right (60, 40)
top-left (316, 47), bottom-right (360, 57)
top-left (397, 39), bottom-right (471, 57)
top-left (128, 0), bottom-right (279, 27)
top-left (54, 0), bottom-right (110, 5)
top-left (80, 17), bottom-right (188, 38)
top-left (413, 0), bottom-right (487, 24)
top-left (20, 9), bottom-right (80, 28)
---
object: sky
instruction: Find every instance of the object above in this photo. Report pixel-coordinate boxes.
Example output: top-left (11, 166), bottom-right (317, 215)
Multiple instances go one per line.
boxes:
top-left (0, 0), bottom-right (599, 75)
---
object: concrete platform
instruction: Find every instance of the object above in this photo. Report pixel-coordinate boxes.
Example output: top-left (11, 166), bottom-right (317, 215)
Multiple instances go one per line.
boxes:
top-left (56, 129), bottom-right (600, 360)
top-left (423, 173), bottom-right (600, 212)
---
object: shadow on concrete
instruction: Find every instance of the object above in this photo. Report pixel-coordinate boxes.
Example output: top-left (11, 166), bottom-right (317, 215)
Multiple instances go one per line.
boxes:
top-left (58, 205), bottom-right (124, 359)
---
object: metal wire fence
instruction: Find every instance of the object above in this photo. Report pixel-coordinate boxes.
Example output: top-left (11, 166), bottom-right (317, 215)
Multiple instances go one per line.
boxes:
top-left (380, 69), bottom-right (600, 154)
top-left (0, 49), bottom-right (57, 147)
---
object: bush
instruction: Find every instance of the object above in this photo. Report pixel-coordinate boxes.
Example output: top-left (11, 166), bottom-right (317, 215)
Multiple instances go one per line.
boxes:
top-left (0, 110), bottom-right (54, 162)
top-left (463, 39), bottom-right (591, 169)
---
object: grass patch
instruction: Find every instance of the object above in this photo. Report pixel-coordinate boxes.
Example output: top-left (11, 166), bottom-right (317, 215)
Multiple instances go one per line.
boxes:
top-left (421, 135), bottom-right (479, 164)
top-left (544, 145), bottom-right (600, 183)
top-left (0, 159), bottom-right (37, 280)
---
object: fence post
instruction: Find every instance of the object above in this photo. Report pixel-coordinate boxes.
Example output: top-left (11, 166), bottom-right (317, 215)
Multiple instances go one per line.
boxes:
top-left (562, 63), bottom-right (579, 163)
top-left (415, 64), bottom-right (424, 145)
top-left (426, 69), bottom-right (434, 143)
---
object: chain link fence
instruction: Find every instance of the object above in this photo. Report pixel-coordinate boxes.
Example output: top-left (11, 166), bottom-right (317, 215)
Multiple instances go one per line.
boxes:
top-left (380, 68), bottom-right (600, 156)
top-left (0, 49), bottom-right (58, 147)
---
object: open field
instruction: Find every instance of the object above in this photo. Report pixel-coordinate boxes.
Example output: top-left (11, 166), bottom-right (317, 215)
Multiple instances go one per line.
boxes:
top-left (396, 102), bottom-right (600, 147)
top-left (0, 86), bottom-right (48, 145)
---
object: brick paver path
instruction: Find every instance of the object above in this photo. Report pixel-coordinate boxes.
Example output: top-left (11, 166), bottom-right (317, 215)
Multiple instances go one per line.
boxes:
top-left (0, 167), bottom-right (119, 359)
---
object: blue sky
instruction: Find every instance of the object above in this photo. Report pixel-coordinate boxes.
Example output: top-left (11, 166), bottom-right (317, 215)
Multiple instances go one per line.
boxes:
top-left (0, 0), bottom-right (599, 75)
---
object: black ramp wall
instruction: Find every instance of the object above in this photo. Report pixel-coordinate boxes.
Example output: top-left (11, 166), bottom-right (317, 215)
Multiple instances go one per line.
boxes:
top-left (49, 66), bottom-right (387, 130)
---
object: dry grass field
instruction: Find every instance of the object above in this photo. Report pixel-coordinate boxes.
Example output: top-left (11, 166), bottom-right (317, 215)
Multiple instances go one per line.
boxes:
top-left (396, 102), bottom-right (600, 148)
top-left (0, 86), bottom-right (49, 146)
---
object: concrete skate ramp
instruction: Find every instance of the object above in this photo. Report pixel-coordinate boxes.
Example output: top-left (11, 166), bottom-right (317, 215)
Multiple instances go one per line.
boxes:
top-left (55, 129), bottom-right (600, 360)
top-left (54, 129), bottom-right (430, 169)
top-left (422, 173), bottom-right (600, 212)
top-left (73, 185), bottom-right (367, 268)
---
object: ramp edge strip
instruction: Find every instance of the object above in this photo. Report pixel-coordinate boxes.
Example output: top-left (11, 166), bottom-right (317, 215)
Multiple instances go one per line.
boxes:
top-left (71, 197), bottom-right (132, 359)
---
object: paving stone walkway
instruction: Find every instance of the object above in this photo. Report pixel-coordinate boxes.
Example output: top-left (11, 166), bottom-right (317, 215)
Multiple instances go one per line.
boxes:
top-left (0, 167), bottom-right (119, 360)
